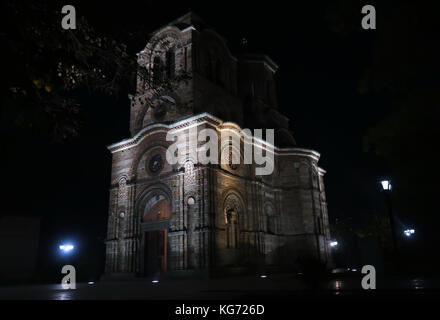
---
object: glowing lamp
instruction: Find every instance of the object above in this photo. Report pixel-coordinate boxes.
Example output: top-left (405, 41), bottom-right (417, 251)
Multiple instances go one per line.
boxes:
top-left (380, 180), bottom-right (392, 191)
top-left (59, 244), bottom-right (74, 252)
top-left (329, 241), bottom-right (338, 248)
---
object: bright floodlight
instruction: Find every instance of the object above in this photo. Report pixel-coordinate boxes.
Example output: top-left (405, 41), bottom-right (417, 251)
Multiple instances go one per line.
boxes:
top-left (404, 229), bottom-right (415, 237)
top-left (329, 241), bottom-right (338, 248)
top-left (152, 280), bottom-right (159, 284)
top-left (381, 180), bottom-right (392, 191)
top-left (260, 275), bottom-right (267, 278)
top-left (59, 244), bottom-right (74, 252)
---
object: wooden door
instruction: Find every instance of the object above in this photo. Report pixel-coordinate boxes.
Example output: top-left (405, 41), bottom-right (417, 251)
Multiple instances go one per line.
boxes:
top-left (144, 230), bottom-right (166, 276)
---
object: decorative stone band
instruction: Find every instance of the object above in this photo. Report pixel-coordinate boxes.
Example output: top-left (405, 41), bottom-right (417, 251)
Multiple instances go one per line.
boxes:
top-left (107, 112), bottom-right (321, 164)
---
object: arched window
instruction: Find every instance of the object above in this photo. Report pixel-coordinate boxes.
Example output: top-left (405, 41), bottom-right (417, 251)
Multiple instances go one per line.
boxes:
top-left (224, 193), bottom-right (242, 249)
top-left (166, 48), bottom-right (175, 79)
top-left (226, 209), bottom-right (239, 248)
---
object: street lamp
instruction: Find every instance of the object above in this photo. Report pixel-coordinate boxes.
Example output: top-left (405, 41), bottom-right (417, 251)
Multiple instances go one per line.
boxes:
top-left (403, 228), bottom-right (415, 237)
top-left (329, 241), bottom-right (338, 248)
top-left (380, 179), bottom-right (398, 254)
top-left (59, 243), bottom-right (75, 253)
top-left (380, 180), bottom-right (392, 191)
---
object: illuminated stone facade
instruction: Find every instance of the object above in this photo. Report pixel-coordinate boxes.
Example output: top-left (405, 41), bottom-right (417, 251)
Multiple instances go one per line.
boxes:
top-left (104, 13), bottom-right (331, 278)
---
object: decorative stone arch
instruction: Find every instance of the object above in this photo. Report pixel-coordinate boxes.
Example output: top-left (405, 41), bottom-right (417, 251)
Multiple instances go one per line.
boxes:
top-left (223, 193), bottom-right (243, 221)
top-left (136, 27), bottom-right (184, 99)
top-left (118, 175), bottom-right (129, 183)
top-left (142, 194), bottom-right (170, 222)
top-left (181, 153), bottom-right (198, 165)
top-left (219, 143), bottom-right (241, 170)
top-left (183, 159), bottom-right (196, 185)
top-left (117, 175), bottom-right (129, 202)
top-left (138, 27), bottom-right (184, 68)
top-left (135, 183), bottom-right (173, 223)
top-left (221, 189), bottom-right (246, 215)
top-left (222, 191), bottom-right (245, 249)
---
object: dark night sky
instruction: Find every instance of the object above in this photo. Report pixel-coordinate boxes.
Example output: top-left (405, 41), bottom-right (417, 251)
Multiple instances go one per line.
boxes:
top-left (4, 1), bottom-right (427, 277)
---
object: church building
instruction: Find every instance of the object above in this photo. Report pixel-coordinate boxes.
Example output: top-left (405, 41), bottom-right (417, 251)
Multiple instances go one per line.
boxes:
top-left (104, 12), bottom-right (331, 278)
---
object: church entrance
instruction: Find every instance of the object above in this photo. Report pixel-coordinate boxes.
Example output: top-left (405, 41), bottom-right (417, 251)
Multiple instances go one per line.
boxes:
top-left (143, 230), bottom-right (167, 276)
top-left (141, 195), bottom-right (170, 277)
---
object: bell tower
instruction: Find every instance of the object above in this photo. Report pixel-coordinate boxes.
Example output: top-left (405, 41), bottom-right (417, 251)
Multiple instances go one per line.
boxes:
top-left (129, 11), bottom-right (295, 146)
top-left (129, 12), bottom-right (199, 136)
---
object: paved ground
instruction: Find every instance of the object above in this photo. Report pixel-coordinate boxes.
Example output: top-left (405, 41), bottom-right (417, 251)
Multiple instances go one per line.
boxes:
top-left (0, 273), bottom-right (439, 300)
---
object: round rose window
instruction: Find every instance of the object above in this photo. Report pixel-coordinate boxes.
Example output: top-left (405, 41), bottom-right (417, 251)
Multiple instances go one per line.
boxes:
top-left (148, 154), bottom-right (163, 173)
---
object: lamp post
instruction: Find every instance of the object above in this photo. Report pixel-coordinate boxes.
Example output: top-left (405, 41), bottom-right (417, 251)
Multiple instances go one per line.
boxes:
top-left (380, 179), bottom-right (398, 255)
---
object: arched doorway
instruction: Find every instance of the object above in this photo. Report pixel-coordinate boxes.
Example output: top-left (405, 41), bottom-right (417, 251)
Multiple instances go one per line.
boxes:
top-left (218, 192), bottom-right (245, 266)
top-left (141, 194), bottom-right (170, 277)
